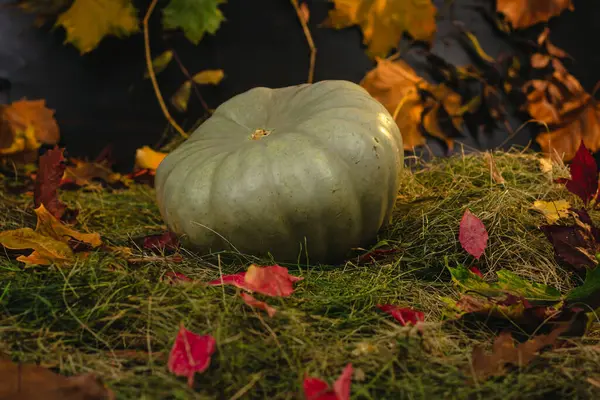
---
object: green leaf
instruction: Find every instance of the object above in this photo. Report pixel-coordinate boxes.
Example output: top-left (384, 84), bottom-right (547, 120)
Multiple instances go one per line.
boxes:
top-left (162, 0), bottom-right (226, 45)
top-left (566, 267), bottom-right (600, 309)
top-left (496, 270), bottom-right (562, 302)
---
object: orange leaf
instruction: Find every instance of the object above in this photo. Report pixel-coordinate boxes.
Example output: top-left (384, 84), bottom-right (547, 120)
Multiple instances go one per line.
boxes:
top-left (240, 293), bottom-right (277, 317)
top-left (496, 0), bottom-right (574, 29)
top-left (244, 264), bottom-right (304, 297)
top-left (63, 158), bottom-right (125, 188)
top-left (135, 146), bottom-right (167, 171)
top-left (324, 0), bottom-right (437, 58)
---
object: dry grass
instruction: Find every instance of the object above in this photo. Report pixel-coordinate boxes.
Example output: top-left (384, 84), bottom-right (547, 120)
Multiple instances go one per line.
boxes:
top-left (0, 147), bottom-right (599, 399)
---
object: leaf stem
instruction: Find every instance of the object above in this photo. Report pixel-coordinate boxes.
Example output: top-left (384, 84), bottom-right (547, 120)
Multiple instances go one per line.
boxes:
top-left (290, 0), bottom-right (316, 83)
top-left (143, 0), bottom-right (188, 139)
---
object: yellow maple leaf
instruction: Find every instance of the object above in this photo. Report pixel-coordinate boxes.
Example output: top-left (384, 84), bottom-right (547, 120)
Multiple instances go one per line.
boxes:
top-left (496, 0), bottom-right (574, 30)
top-left (325, 0), bottom-right (437, 58)
top-left (360, 57), bottom-right (463, 150)
top-left (135, 146), bottom-right (168, 171)
top-left (56, 0), bottom-right (140, 54)
top-left (532, 200), bottom-right (571, 224)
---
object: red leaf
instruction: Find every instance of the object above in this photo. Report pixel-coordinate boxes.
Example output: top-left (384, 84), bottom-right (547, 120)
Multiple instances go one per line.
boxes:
top-left (377, 304), bottom-right (424, 326)
top-left (358, 248), bottom-right (400, 263)
top-left (244, 264), bottom-right (304, 297)
top-left (240, 292), bottom-right (277, 317)
top-left (469, 266), bottom-right (483, 278)
top-left (565, 141), bottom-right (599, 205)
top-left (303, 363), bottom-right (353, 400)
top-left (459, 209), bottom-right (488, 260)
top-left (207, 272), bottom-right (248, 289)
top-left (143, 231), bottom-right (179, 252)
top-left (33, 146), bottom-right (67, 219)
top-left (167, 323), bottom-right (216, 387)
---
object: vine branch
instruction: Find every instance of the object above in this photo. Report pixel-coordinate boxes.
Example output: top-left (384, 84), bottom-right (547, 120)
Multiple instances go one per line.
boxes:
top-left (143, 0), bottom-right (188, 138)
top-left (290, 0), bottom-right (316, 83)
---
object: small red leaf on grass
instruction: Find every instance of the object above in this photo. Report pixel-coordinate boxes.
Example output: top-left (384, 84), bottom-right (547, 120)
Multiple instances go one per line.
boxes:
top-left (303, 363), bottom-right (353, 400)
top-left (459, 209), bottom-right (488, 259)
top-left (565, 141), bottom-right (599, 205)
top-left (358, 248), bottom-right (400, 263)
top-left (143, 231), bottom-right (179, 252)
top-left (377, 304), bottom-right (424, 326)
top-left (207, 264), bottom-right (303, 297)
top-left (240, 292), bottom-right (277, 317)
top-left (469, 266), bottom-right (483, 278)
top-left (168, 323), bottom-right (216, 387)
top-left (207, 272), bottom-right (248, 289)
top-left (33, 146), bottom-right (68, 220)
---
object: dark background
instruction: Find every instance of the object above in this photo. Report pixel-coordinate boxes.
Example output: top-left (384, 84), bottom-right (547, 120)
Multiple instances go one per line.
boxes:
top-left (1, 0), bottom-right (599, 172)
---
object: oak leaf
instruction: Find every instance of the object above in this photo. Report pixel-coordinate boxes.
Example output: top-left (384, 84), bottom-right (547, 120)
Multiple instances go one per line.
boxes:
top-left (360, 58), bottom-right (463, 151)
top-left (162, 0), bottom-right (226, 45)
top-left (56, 0), bottom-right (140, 54)
top-left (0, 358), bottom-right (113, 400)
top-left (496, 0), bottom-right (574, 29)
top-left (167, 323), bottom-right (216, 387)
top-left (324, 0), bottom-right (437, 58)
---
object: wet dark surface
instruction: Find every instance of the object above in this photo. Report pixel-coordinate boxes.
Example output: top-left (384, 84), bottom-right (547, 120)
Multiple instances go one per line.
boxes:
top-left (0, 0), bottom-right (598, 171)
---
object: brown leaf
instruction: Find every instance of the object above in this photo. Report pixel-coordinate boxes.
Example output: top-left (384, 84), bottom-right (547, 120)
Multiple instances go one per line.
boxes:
top-left (34, 147), bottom-right (68, 220)
top-left (360, 58), bottom-right (463, 150)
top-left (0, 358), bottom-right (113, 400)
top-left (469, 324), bottom-right (567, 382)
top-left (496, 0), bottom-right (574, 29)
top-left (324, 0), bottom-right (437, 58)
top-left (62, 159), bottom-right (125, 188)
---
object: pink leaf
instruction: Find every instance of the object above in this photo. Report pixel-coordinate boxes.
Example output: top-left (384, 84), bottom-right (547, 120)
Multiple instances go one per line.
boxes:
top-left (565, 141), bottom-right (599, 205)
top-left (469, 266), bottom-right (483, 278)
top-left (240, 292), bottom-right (277, 317)
top-left (206, 264), bottom-right (303, 297)
top-left (377, 305), bottom-right (424, 326)
top-left (167, 323), bottom-right (216, 387)
top-left (459, 209), bottom-right (488, 260)
top-left (207, 272), bottom-right (248, 289)
top-left (303, 363), bottom-right (353, 400)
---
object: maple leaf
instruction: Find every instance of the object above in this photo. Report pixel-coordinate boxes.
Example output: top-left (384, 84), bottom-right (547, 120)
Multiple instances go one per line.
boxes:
top-left (56, 0), bottom-right (140, 54)
top-left (162, 0), bottom-right (226, 45)
top-left (0, 99), bottom-right (59, 157)
top-left (496, 0), bottom-right (574, 30)
top-left (459, 209), bottom-right (488, 260)
top-left (62, 158), bottom-right (127, 189)
top-left (0, 204), bottom-right (101, 266)
top-left (0, 358), bottom-right (114, 400)
top-left (168, 323), bottom-right (216, 387)
top-left (240, 293), bottom-right (277, 317)
top-left (360, 58), bottom-right (463, 151)
top-left (539, 208), bottom-right (600, 271)
top-left (532, 199), bottom-right (571, 224)
top-left (135, 146), bottom-right (167, 171)
top-left (377, 304), bottom-right (424, 326)
top-left (303, 363), bottom-right (353, 400)
top-left (469, 325), bottom-right (567, 382)
top-left (33, 146), bottom-right (68, 220)
top-left (324, 0), bottom-right (437, 58)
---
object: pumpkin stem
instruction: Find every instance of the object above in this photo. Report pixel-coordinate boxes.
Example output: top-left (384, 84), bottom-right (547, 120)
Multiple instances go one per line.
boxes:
top-left (251, 129), bottom-right (271, 140)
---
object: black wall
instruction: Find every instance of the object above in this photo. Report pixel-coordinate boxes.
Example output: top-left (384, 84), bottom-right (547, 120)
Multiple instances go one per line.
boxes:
top-left (1, 0), bottom-right (598, 171)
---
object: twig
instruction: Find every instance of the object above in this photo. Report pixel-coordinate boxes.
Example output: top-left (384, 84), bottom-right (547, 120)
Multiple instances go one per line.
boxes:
top-left (143, 0), bottom-right (188, 138)
top-left (290, 0), bottom-right (316, 83)
top-left (171, 50), bottom-right (212, 113)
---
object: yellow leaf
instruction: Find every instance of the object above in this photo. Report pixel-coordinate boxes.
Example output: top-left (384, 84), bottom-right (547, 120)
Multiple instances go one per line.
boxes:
top-left (192, 69), bottom-right (225, 85)
top-left (325, 0), bottom-right (437, 58)
top-left (539, 157), bottom-right (553, 173)
top-left (56, 0), bottom-right (140, 54)
top-left (171, 81), bottom-right (192, 112)
top-left (34, 204), bottom-right (102, 247)
top-left (496, 0), bottom-right (573, 30)
top-left (144, 50), bottom-right (174, 79)
top-left (135, 146), bottom-right (168, 171)
top-left (0, 228), bottom-right (73, 266)
top-left (532, 200), bottom-right (571, 224)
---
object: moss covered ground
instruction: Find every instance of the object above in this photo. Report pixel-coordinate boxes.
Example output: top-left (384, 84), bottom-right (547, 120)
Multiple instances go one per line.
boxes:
top-left (1, 148), bottom-right (599, 399)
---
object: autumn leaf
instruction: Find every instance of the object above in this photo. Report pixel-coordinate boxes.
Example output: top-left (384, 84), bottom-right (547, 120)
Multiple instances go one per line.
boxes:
top-left (191, 69), bottom-right (225, 85)
top-left (0, 99), bottom-right (60, 157)
top-left (303, 363), bottom-right (353, 400)
top-left (469, 326), bottom-right (567, 382)
top-left (496, 0), bottom-right (574, 30)
top-left (564, 141), bottom-right (599, 206)
top-left (360, 58), bottom-right (463, 151)
top-left (240, 293), bottom-right (277, 317)
top-left (377, 304), bottom-right (424, 326)
top-left (207, 264), bottom-right (304, 297)
top-left (34, 146), bottom-right (68, 220)
top-left (459, 209), bottom-right (488, 260)
top-left (168, 323), bottom-right (216, 387)
top-left (134, 146), bottom-right (168, 171)
top-left (161, 271), bottom-right (193, 285)
top-left (324, 0), bottom-right (437, 58)
top-left (62, 158), bottom-right (127, 189)
top-left (145, 50), bottom-right (174, 78)
top-left (0, 358), bottom-right (114, 400)
top-left (171, 81), bottom-right (193, 112)
top-left (532, 199), bottom-right (571, 224)
top-left (162, 0), bottom-right (226, 45)
top-left (142, 231), bottom-right (180, 253)
top-left (56, 0), bottom-right (140, 54)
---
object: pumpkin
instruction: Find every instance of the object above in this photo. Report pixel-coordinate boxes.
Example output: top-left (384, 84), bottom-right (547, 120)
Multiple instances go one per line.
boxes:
top-left (155, 80), bottom-right (404, 264)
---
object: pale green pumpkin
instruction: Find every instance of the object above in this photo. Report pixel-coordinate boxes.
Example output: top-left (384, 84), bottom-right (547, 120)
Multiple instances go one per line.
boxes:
top-left (155, 80), bottom-right (403, 264)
